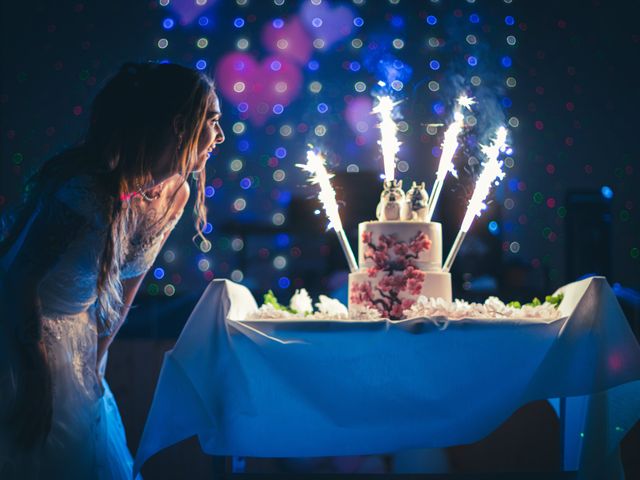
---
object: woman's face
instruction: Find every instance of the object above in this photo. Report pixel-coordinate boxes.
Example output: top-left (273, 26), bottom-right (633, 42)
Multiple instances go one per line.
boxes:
top-left (192, 93), bottom-right (225, 173)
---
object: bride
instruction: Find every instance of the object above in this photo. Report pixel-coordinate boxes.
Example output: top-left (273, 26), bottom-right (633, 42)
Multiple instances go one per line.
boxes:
top-left (0, 62), bottom-right (224, 479)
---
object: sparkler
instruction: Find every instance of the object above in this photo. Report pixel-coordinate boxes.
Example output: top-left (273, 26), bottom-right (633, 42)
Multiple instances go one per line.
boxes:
top-left (372, 96), bottom-right (401, 181)
top-left (442, 126), bottom-right (508, 273)
top-left (297, 149), bottom-right (359, 273)
top-left (425, 95), bottom-right (475, 222)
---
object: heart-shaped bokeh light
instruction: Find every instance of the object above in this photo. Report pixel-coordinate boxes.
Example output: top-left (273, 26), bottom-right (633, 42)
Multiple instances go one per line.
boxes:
top-left (216, 52), bottom-right (303, 126)
top-left (262, 16), bottom-right (313, 65)
top-left (300, 0), bottom-right (354, 49)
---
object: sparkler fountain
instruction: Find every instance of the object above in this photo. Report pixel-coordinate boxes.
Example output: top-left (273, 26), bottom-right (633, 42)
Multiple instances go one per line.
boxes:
top-left (297, 149), bottom-right (359, 273)
top-left (425, 95), bottom-right (475, 222)
top-left (372, 95), bottom-right (401, 182)
top-left (442, 126), bottom-right (508, 273)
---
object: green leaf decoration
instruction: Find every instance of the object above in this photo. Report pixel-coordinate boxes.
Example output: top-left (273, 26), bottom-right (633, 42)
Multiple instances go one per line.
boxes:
top-left (545, 293), bottom-right (564, 308)
top-left (507, 292), bottom-right (564, 309)
top-left (263, 289), bottom-right (296, 313)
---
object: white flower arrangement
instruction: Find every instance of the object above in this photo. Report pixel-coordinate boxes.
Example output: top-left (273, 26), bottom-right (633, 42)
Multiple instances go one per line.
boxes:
top-left (289, 289), bottom-right (313, 315)
top-left (246, 288), bottom-right (350, 320)
top-left (245, 289), bottom-right (562, 322)
top-left (402, 295), bottom-right (561, 320)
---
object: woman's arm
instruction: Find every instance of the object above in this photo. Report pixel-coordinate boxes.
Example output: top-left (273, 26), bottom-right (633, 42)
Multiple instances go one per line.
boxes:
top-left (96, 271), bottom-right (147, 372)
top-left (96, 177), bottom-right (190, 375)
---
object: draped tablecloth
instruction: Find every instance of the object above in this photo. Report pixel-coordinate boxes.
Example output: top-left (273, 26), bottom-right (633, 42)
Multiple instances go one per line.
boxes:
top-left (134, 276), bottom-right (640, 478)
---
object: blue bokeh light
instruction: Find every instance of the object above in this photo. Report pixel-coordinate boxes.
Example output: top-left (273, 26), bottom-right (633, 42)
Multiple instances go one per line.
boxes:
top-left (601, 186), bottom-right (613, 199)
top-left (278, 190), bottom-right (292, 205)
top-left (308, 60), bottom-right (320, 71)
top-left (204, 186), bottom-right (215, 198)
top-left (240, 177), bottom-right (252, 190)
top-left (162, 18), bottom-right (174, 30)
top-left (270, 60), bottom-right (282, 71)
top-left (278, 276), bottom-right (291, 289)
top-left (317, 103), bottom-right (328, 113)
top-left (505, 15), bottom-right (515, 26)
top-left (429, 60), bottom-right (440, 70)
top-left (273, 18), bottom-right (284, 29)
top-left (501, 56), bottom-right (513, 68)
top-left (275, 147), bottom-right (287, 159)
top-left (272, 104), bottom-right (284, 114)
top-left (276, 233), bottom-right (290, 248)
top-left (469, 13), bottom-right (480, 24)
top-left (353, 17), bottom-right (364, 27)
top-left (234, 18), bottom-right (245, 28)
top-left (237, 102), bottom-right (249, 113)
top-left (467, 56), bottom-right (478, 67)
top-left (426, 15), bottom-right (437, 25)
top-left (238, 140), bottom-right (250, 152)
top-left (195, 60), bottom-right (207, 70)
top-left (391, 16), bottom-right (404, 28)
top-left (203, 222), bottom-right (213, 234)
top-left (153, 268), bottom-right (165, 280)
top-left (488, 221), bottom-right (500, 235)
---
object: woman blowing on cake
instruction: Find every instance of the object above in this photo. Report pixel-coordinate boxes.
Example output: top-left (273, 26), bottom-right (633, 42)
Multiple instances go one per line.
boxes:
top-left (0, 62), bottom-right (224, 478)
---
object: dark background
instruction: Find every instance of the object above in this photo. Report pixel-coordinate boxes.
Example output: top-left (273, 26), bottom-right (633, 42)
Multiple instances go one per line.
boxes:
top-left (2, 0), bottom-right (638, 312)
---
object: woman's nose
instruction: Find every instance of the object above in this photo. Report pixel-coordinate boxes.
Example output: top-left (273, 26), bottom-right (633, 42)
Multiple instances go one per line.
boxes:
top-left (216, 126), bottom-right (225, 144)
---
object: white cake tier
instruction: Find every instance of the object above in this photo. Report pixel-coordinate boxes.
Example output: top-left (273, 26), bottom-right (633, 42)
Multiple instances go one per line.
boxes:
top-left (349, 269), bottom-right (452, 320)
top-left (358, 221), bottom-right (442, 271)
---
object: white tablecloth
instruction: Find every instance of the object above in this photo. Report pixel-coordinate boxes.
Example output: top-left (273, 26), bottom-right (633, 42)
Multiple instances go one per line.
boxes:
top-left (134, 276), bottom-right (640, 478)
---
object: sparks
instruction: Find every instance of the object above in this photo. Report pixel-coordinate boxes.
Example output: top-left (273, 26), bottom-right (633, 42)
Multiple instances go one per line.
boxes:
top-left (372, 95), bottom-right (401, 181)
top-left (296, 150), bottom-right (343, 232)
top-left (297, 148), bottom-right (359, 272)
top-left (442, 126), bottom-right (508, 273)
top-left (426, 94), bottom-right (470, 221)
top-left (461, 126), bottom-right (508, 232)
top-left (457, 94), bottom-right (476, 111)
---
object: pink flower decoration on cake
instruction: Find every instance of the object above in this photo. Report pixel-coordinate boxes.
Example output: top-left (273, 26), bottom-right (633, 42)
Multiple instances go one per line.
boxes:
top-left (355, 229), bottom-right (432, 319)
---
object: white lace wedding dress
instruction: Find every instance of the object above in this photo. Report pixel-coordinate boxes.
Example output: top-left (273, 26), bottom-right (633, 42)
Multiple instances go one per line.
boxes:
top-left (0, 175), bottom-right (184, 479)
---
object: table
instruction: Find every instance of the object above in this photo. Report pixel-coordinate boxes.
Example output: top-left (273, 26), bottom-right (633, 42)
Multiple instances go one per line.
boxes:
top-left (134, 276), bottom-right (640, 479)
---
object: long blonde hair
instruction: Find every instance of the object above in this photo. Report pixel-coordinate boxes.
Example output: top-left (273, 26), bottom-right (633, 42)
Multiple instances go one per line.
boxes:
top-left (0, 62), bottom-right (214, 336)
top-left (87, 62), bottom-right (213, 335)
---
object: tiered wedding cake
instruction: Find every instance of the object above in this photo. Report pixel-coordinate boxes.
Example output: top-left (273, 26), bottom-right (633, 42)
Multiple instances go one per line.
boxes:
top-left (348, 180), bottom-right (452, 319)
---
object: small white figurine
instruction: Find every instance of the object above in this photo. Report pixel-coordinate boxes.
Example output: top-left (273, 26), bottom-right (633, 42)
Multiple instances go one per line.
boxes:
top-left (402, 181), bottom-right (429, 221)
top-left (376, 179), bottom-right (405, 221)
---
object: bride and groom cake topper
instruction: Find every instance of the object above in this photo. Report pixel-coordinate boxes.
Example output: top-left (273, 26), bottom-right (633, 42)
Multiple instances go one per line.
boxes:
top-left (376, 179), bottom-right (429, 222)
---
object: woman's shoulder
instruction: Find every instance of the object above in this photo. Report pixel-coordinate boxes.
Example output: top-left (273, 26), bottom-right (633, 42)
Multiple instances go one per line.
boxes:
top-left (170, 175), bottom-right (190, 210)
top-left (129, 175), bottom-right (190, 236)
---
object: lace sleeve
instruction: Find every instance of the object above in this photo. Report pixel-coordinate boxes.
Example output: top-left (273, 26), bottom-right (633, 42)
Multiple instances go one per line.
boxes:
top-left (120, 181), bottom-right (188, 279)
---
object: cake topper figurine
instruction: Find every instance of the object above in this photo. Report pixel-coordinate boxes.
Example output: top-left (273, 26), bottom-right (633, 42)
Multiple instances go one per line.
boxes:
top-left (376, 179), bottom-right (405, 221)
top-left (402, 181), bottom-right (429, 221)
